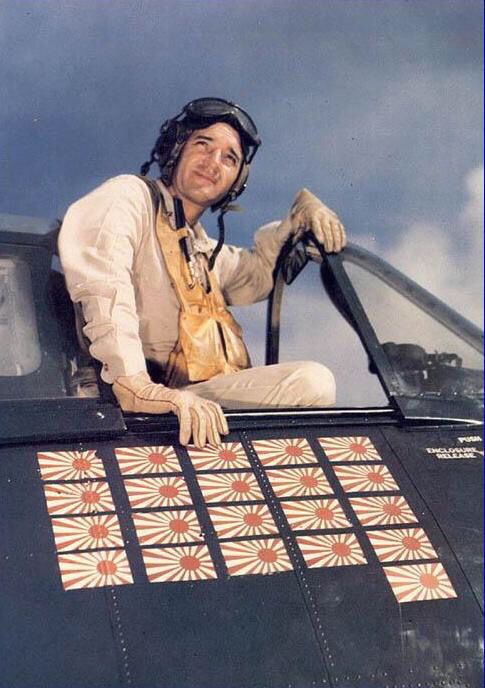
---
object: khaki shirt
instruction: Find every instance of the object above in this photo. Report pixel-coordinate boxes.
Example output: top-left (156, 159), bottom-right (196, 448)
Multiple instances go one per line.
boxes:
top-left (59, 175), bottom-right (291, 383)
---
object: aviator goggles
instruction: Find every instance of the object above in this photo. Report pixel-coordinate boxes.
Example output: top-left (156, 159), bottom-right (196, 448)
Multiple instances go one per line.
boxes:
top-left (182, 97), bottom-right (261, 163)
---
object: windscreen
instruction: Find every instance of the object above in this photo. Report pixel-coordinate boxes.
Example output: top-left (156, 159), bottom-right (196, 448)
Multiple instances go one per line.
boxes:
top-left (344, 260), bottom-right (483, 401)
top-left (233, 260), bottom-right (389, 408)
top-left (0, 257), bottom-right (42, 375)
top-left (0, 251), bottom-right (99, 401)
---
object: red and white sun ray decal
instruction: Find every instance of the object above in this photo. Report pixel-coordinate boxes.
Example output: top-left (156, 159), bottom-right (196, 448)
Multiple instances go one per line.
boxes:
top-left (123, 476), bottom-right (192, 510)
top-left (281, 498), bottom-right (351, 531)
top-left (265, 467), bottom-right (332, 498)
top-left (349, 495), bottom-right (418, 527)
top-left (317, 436), bottom-right (382, 462)
top-left (251, 438), bottom-right (317, 467)
top-left (51, 514), bottom-right (124, 551)
top-left (37, 450), bottom-right (105, 481)
top-left (220, 538), bottom-right (293, 576)
top-left (132, 510), bottom-right (203, 546)
top-left (367, 528), bottom-right (438, 563)
top-left (58, 549), bottom-right (133, 590)
top-left (333, 464), bottom-right (399, 493)
top-left (196, 471), bottom-right (264, 503)
top-left (186, 442), bottom-right (250, 471)
top-left (208, 504), bottom-right (278, 539)
top-left (297, 533), bottom-right (367, 568)
top-left (383, 562), bottom-right (457, 603)
top-left (114, 445), bottom-right (181, 475)
top-left (43, 481), bottom-right (115, 516)
top-left (142, 544), bottom-right (217, 582)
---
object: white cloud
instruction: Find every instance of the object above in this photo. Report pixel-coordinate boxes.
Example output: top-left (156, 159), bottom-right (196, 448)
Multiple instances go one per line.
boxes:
top-left (461, 166), bottom-right (483, 241)
top-left (381, 166), bottom-right (483, 327)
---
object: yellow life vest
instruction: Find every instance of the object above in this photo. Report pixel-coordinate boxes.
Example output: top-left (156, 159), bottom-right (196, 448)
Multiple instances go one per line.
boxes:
top-left (154, 205), bottom-right (251, 388)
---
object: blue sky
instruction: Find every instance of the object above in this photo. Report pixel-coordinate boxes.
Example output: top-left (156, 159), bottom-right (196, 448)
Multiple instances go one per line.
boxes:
top-left (1, 0), bottom-right (482, 399)
top-left (2, 1), bottom-right (481, 228)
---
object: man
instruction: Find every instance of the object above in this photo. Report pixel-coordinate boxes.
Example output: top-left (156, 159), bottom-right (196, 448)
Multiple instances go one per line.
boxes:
top-left (59, 98), bottom-right (346, 447)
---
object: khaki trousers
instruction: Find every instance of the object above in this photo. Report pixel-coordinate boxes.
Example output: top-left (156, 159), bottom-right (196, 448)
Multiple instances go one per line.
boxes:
top-left (184, 361), bottom-right (336, 410)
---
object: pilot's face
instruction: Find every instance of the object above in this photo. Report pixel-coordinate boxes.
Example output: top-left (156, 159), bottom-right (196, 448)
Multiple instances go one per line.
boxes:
top-left (169, 122), bottom-right (243, 212)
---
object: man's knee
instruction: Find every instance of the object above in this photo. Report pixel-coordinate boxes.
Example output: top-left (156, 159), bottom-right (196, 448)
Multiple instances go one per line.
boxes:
top-left (289, 361), bottom-right (336, 406)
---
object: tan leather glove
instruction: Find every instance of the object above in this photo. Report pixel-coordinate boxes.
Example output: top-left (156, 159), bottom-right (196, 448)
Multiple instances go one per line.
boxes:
top-left (112, 372), bottom-right (229, 448)
top-left (288, 188), bottom-right (347, 252)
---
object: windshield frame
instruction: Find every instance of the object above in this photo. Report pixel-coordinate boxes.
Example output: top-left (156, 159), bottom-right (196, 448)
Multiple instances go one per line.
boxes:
top-left (266, 240), bottom-right (483, 424)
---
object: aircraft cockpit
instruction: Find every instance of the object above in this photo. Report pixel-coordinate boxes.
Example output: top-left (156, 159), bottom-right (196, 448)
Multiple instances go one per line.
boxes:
top-left (0, 213), bottom-right (482, 445)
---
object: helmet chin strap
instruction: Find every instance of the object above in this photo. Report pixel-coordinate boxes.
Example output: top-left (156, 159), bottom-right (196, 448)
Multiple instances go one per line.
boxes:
top-left (208, 195), bottom-right (244, 271)
top-left (208, 209), bottom-right (227, 271)
top-left (207, 157), bottom-right (246, 270)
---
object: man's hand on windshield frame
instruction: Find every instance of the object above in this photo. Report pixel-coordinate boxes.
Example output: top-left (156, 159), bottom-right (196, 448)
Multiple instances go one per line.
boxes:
top-left (288, 187), bottom-right (347, 253)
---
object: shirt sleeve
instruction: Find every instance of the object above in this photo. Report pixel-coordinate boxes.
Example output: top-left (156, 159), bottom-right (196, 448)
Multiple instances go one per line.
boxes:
top-left (216, 217), bottom-right (294, 306)
top-left (58, 175), bottom-right (152, 383)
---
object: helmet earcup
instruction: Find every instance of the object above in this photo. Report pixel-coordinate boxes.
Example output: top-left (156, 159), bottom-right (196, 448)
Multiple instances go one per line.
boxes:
top-left (157, 119), bottom-right (181, 173)
top-left (211, 162), bottom-right (250, 211)
top-left (233, 163), bottom-right (249, 199)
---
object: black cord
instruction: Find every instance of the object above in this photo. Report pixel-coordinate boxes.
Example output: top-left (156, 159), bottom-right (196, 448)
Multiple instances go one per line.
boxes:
top-left (208, 210), bottom-right (226, 271)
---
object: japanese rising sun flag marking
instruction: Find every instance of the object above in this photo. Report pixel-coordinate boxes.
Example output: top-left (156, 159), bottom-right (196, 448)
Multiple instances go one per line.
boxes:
top-left (333, 464), bottom-right (399, 493)
top-left (58, 549), bottom-right (133, 590)
top-left (114, 445), bottom-right (181, 475)
top-left (196, 471), bottom-right (264, 503)
top-left (251, 438), bottom-right (317, 467)
top-left (187, 442), bottom-right (250, 471)
top-left (297, 533), bottom-right (367, 568)
top-left (220, 538), bottom-right (293, 576)
top-left (265, 466), bottom-right (332, 498)
top-left (383, 562), bottom-right (457, 603)
top-left (51, 514), bottom-right (124, 551)
top-left (317, 436), bottom-right (382, 462)
top-left (133, 510), bottom-right (203, 545)
top-left (349, 495), bottom-right (418, 527)
top-left (142, 544), bottom-right (217, 582)
top-left (367, 527), bottom-right (438, 562)
top-left (123, 476), bottom-right (192, 509)
top-left (37, 450), bottom-right (105, 481)
top-left (281, 498), bottom-right (351, 531)
top-left (208, 503), bottom-right (278, 538)
top-left (43, 481), bottom-right (115, 516)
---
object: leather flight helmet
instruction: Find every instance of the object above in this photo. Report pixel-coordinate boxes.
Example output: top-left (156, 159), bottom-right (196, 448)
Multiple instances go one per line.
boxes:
top-left (140, 97), bottom-right (261, 212)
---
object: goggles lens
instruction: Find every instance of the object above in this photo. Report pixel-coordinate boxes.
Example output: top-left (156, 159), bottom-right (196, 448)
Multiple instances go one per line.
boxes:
top-left (184, 97), bottom-right (261, 149)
